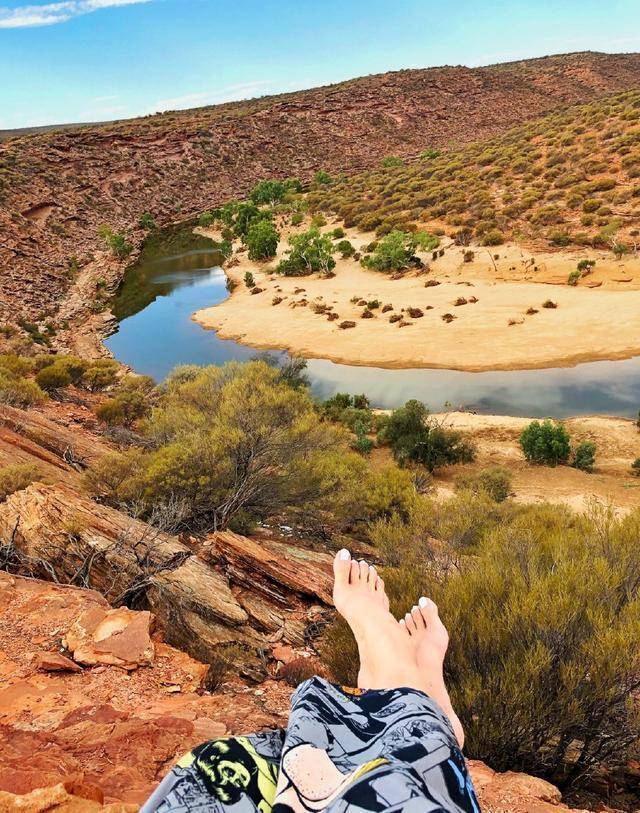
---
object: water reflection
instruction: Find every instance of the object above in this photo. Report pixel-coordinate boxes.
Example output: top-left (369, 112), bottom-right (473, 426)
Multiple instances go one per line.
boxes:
top-left (106, 230), bottom-right (640, 418)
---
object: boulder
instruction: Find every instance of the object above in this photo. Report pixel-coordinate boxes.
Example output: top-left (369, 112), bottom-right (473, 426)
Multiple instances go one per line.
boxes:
top-left (35, 652), bottom-right (83, 674)
top-left (63, 607), bottom-right (154, 670)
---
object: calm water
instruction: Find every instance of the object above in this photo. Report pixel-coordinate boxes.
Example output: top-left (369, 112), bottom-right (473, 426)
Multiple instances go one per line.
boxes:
top-left (106, 230), bottom-right (640, 417)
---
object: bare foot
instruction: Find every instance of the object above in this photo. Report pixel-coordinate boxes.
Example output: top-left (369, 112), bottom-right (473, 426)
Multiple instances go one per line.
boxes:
top-left (333, 550), bottom-right (423, 692)
top-left (400, 597), bottom-right (465, 747)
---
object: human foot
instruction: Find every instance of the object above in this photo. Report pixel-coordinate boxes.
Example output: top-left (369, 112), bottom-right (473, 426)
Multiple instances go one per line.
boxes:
top-left (400, 597), bottom-right (465, 748)
top-left (333, 550), bottom-right (423, 692)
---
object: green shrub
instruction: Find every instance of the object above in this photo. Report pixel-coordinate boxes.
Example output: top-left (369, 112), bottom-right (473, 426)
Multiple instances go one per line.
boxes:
top-left (82, 359), bottom-right (119, 391)
top-left (138, 212), bottom-right (156, 230)
top-left (95, 375), bottom-right (155, 427)
top-left (291, 213), bottom-right (304, 226)
top-left (0, 371), bottom-right (46, 407)
top-left (276, 228), bottom-right (335, 276)
top-left (480, 228), bottom-right (504, 246)
top-left (567, 270), bottom-right (580, 286)
top-left (249, 179), bottom-right (286, 206)
top-left (84, 362), bottom-right (412, 534)
top-left (246, 220), bottom-right (279, 261)
top-left (378, 400), bottom-right (476, 472)
top-left (631, 457), bottom-right (640, 476)
top-left (572, 441), bottom-right (596, 472)
top-left (0, 463), bottom-right (40, 501)
top-left (323, 499), bottom-right (640, 789)
top-left (361, 231), bottom-right (418, 272)
top-left (519, 419), bottom-right (571, 465)
top-left (244, 271), bottom-right (255, 288)
top-left (35, 364), bottom-right (71, 391)
top-left (336, 239), bottom-right (355, 258)
top-left (98, 225), bottom-right (133, 259)
top-left (198, 211), bottom-right (215, 227)
top-left (454, 465), bottom-right (513, 502)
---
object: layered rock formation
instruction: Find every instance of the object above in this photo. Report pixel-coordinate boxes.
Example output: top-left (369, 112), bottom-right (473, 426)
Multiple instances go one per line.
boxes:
top-left (1, 51), bottom-right (640, 329)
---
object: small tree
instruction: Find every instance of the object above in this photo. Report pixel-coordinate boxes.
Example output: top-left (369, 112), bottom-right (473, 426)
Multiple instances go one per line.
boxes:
top-left (519, 420), bottom-right (571, 465)
top-left (246, 220), bottom-right (279, 261)
top-left (361, 230), bottom-right (418, 272)
top-left (378, 399), bottom-right (475, 472)
top-left (572, 441), bottom-right (596, 472)
top-left (277, 227), bottom-right (335, 276)
top-left (249, 179), bottom-right (287, 206)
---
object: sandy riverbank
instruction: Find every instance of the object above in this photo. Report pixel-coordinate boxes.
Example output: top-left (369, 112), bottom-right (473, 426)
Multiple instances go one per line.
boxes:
top-left (410, 412), bottom-right (640, 515)
top-left (193, 222), bottom-right (640, 372)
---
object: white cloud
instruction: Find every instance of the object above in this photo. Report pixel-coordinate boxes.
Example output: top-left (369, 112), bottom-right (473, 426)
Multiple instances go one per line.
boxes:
top-left (155, 80), bottom-right (275, 112)
top-left (0, 0), bottom-right (152, 28)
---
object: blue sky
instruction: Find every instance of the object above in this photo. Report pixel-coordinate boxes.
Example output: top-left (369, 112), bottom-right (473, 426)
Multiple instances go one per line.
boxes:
top-left (1, 0), bottom-right (639, 129)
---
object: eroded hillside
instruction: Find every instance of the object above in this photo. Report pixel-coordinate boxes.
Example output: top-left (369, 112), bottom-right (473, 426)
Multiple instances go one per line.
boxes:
top-left (1, 51), bottom-right (640, 328)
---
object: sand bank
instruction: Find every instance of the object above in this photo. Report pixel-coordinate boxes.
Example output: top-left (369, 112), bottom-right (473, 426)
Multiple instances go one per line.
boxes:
top-left (193, 224), bottom-right (640, 372)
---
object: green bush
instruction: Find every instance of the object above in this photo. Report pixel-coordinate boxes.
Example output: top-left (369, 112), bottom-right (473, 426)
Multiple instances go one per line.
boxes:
top-left (95, 375), bottom-right (155, 427)
top-left (360, 231), bottom-right (418, 272)
top-left (378, 400), bottom-right (475, 472)
top-left (0, 463), bottom-right (40, 501)
top-left (454, 465), bottom-right (513, 502)
top-left (322, 499), bottom-right (640, 789)
top-left (244, 271), bottom-right (255, 288)
top-left (631, 457), bottom-right (640, 476)
top-left (276, 228), bottom-right (335, 276)
top-left (98, 225), bottom-right (133, 259)
top-left (138, 212), bottom-right (156, 230)
top-left (35, 364), bottom-right (71, 391)
top-left (291, 213), bottom-right (304, 226)
top-left (84, 362), bottom-right (413, 535)
top-left (246, 220), bottom-right (279, 261)
top-left (249, 179), bottom-right (286, 206)
top-left (198, 211), bottom-right (215, 227)
top-left (0, 371), bottom-right (46, 407)
top-left (336, 239), bottom-right (355, 258)
top-left (82, 359), bottom-right (119, 391)
top-left (519, 419), bottom-right (571, 465)
top-left (567, 269), bottom-right (580, 286)
top-left (572, 441), bottom-right (596, 472)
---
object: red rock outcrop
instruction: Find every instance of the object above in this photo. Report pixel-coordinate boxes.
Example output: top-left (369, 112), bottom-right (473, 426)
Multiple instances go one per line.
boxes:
top-left (0, 482), bottom-right (333, 664)
top-left (0, 572), bottom-right (599, 812)
top-left (1, 51), bottom-right (640, 332)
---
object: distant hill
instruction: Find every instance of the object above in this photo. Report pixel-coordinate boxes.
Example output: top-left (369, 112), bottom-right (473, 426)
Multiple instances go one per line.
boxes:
top-left (1, 50), bottom-right (639, 324)
top-left (309, 88), bottom-right (640, 251)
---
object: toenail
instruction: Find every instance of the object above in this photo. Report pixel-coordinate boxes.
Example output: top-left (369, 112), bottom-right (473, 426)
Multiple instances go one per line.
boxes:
top-left (418, 596), bottom-right (428, 608)
top-left (338, 549), bottom-right (351, 560)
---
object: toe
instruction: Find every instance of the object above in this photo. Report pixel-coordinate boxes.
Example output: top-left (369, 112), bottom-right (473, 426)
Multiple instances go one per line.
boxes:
top-left (399, 618), bottom-right (409, 635)
top-left (358, 559), bottom-right (369, 583)
top-left (350, 560), bottom-right (361, 584)
top-left (367, 565), bottom-right (377, 590)
top-left (333, 549), bottom-right (351, 588)
top-left (418, 596), bottom-right (439, 625)
top-left (404, 611), bottom-right (417, 634)
top-left (411, 605), bottom-right (426, 629)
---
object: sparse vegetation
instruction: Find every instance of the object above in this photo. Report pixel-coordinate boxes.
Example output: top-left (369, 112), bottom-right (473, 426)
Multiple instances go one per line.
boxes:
top-left (98, 225), bottom-right (133, 259)
top-left (0, 463), bottom-right (41, 501)
top-left (454, 465), bottom-right (513, 502)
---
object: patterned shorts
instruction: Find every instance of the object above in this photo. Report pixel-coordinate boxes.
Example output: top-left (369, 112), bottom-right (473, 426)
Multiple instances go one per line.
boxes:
top-left (141, 677), bottom-right (480, 812)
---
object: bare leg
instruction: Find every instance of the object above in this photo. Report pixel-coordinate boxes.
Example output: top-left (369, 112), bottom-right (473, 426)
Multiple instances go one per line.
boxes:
top-left (400, 598), bottom-right (465, 747)
top-left (332, 550), bottom-right (424, 693)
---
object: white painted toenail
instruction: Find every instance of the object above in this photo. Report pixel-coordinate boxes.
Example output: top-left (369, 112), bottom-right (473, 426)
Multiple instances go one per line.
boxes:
top-left (399, 619), bottom-right (405, 625)
top-left (419, 597), bottom-right (428, 608)
top-left (338, 549), bottom-right (351, 560)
